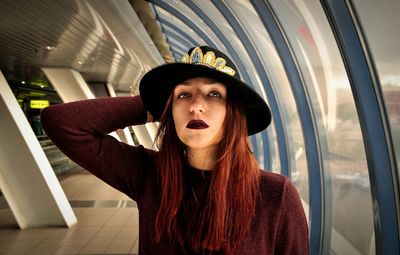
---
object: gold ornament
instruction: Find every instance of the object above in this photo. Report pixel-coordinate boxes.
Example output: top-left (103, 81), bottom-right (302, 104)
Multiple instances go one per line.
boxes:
top-left (180, 47), bottom-right (236, 77)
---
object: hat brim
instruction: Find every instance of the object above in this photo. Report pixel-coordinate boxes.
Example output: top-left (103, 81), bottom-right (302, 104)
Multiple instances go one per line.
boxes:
top-left (139, 63), bottom-right (271, 135)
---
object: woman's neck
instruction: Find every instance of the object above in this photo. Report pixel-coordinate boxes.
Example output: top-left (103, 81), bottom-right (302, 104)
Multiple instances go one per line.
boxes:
top-left (186, 147), bottom-right (216, 171)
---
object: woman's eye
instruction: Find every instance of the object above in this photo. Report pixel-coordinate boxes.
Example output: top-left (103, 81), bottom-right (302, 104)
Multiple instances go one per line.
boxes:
top-left (177, 92), bottom-right (191, 99)
top-left (209, 91), bottom-right (222, 97)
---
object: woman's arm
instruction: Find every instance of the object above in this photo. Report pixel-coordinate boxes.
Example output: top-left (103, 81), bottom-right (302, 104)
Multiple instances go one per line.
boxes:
top-left (41, 96), bottom-right (153, 201)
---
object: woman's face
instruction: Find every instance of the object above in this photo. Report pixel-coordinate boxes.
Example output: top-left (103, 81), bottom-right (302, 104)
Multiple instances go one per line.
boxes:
top-left (172, 77), bottom-right (227, 152)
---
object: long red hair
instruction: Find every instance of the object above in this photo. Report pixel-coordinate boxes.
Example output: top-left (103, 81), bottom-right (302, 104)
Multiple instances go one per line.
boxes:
top-left (154, 93), bottom-right (261, 253)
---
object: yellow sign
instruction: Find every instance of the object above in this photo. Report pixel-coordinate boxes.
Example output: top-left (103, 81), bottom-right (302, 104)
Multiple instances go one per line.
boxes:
top-left (30, 100), bottom-right (49, 109)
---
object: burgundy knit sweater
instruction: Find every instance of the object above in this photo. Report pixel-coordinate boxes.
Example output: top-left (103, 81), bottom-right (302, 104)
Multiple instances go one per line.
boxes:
top-left (41, 96), bottom-right (309, 255)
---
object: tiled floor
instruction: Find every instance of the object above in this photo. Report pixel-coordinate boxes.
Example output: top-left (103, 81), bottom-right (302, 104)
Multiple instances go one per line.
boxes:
top-left (0, 169), bottom-right (139, 255)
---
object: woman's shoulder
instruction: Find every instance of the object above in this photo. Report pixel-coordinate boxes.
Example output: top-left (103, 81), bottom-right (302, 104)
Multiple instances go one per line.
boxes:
top-left (258, 170), bottom-right (300, 202)
top-left (259, 170), bottom-right (290, 187)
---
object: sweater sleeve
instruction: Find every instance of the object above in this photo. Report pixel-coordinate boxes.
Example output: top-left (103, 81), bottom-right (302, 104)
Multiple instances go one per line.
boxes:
top-left (41, 96), bottom-right (153, 202)
top-left (276, 179), bottom-right (310, 254)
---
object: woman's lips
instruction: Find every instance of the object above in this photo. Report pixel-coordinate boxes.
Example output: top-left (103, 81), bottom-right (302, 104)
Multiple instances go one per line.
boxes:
top-left (186, 120), bottom-right (209, 129)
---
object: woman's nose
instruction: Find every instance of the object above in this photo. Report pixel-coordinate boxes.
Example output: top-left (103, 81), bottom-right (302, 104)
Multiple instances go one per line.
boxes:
top-left (189, 94), bottom-right (205, 113)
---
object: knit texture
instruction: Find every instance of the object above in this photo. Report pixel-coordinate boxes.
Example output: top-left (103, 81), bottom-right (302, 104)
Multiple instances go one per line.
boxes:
top-left (41, 96), bottom-right (309, 254)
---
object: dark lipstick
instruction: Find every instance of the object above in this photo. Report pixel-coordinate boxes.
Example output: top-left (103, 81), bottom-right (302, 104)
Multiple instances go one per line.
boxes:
top-left (186, 120), bottom-right (209, 129)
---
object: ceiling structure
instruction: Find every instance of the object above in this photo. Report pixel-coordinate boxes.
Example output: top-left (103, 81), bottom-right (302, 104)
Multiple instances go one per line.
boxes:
top-left (0, 0), bottom-right (163, 93)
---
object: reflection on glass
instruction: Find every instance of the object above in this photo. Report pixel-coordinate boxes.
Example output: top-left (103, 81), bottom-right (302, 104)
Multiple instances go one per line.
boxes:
top-left (353, 0), bottom-right (400, 179)
top-left (269, 125), bottom-right (282, 174)
top-left (154, 6), bottom-right (220, 48)
top-left (184, 1), bottom-right (278, 170)
top-left (228, 1), bottom-right (308, 205)
top-left (156, 2), bottom-right (223, 50)
top-left (269, 0), bottom-right (374, 254)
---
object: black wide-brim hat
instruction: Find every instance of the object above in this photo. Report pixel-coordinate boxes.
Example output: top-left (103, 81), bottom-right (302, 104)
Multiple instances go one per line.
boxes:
top-left (139, 46), bottom-right (271, 135)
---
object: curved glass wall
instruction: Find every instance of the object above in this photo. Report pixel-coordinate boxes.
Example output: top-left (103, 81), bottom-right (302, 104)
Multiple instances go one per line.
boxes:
top-left (269, 1), bottom-right (374, 254)
top-left (163, 26), bottom-right (200, 48)
top-left (352, 0), bottom-right (400, 180)
top-left (188, 1), bottom-right (267, 97)
top-left (154, 3), bottom-right (225, 54)
top-left (167, 37), bottom-right (187, 53)
top-left (153, 6), bottom-right (222, 50)
top-left (227, 0), bottom-right (308, 204)
top-left (269, 127), bottom-right (281, 174)
top-left (160, 21), bottom-right (206, 47)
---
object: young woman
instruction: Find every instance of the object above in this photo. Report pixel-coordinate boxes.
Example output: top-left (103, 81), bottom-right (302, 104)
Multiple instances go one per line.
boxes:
top-left (42, 46), bottom-right (309, 254)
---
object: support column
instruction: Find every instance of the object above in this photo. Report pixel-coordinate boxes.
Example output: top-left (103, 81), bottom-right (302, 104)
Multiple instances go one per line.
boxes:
top-left (42, 68), bottom-right (95, 102)
top-left (106, 83), bottom-right (135, 146)
top-left (108, 83), bottom-right (157, 149)
top-left (131, 125), bottom-right (156, 149)
top-left (42, 67), bottom-right (125, 141)
top-left (0, 71), bottom-right (77, 228)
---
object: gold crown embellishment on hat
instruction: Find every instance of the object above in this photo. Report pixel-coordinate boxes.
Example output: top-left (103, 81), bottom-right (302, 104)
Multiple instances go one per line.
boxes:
top-left (181, 47), bottom-right (236, 77)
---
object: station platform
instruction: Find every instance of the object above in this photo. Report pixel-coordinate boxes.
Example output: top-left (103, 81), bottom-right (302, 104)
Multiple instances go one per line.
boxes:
top-left (0, 168), bottom-right (139, 255)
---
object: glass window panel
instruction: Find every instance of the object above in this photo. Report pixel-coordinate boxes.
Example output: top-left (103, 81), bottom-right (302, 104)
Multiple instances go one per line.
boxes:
top-left (269, 125), bottom-right (281, 174)
top-left (156, 2), bottom-right (224, 51)
top-left (190, 1), bottom-right (267, 95)
top-left (166, 37), bottom-right (188, 53)
top-left (353, 0), bottom-right (400, 179)
top-left (163, 25), bottom-right (202, 47)
top-left (154, 6), bottom-right (213, 47)
top-left (269, 1), bottom-right (374, 254)
top-left (255, 133), bottom-right (265, 168)
top-left (228, 0), bottom-right (308, 202)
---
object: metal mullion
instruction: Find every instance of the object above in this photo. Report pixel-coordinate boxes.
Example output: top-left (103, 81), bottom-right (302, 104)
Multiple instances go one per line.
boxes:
top-left (161, 22), bottom-right (198, 48)
top-left (161, 28), bottom-right (191, 51)
top-left (213, 1), bottom-right (288, 174)
top-left (150, 1), bottom-right (218, 48)
top-left (170, 50), bottom-right (179, 61)
top-left (321, 0), bottom-right (400, 254)
top-left (167, 40), bottom-right (186, 55)
top-left (159, 18), bottom-right (200, 46)
top-left (151, 5), bottom-right (176, 64)
top-left (250, 1), bottom-right (328, 254)
top-left (158, 16), bottom-right (204, 46)
top-left (166, 36), bottom-right (190, 55)
top-left (170, 37), bottom-right (190, 56)
top-left (152, 0), bottom-right (254, 86)
top-left (250, 135), bottom-right (259, 158)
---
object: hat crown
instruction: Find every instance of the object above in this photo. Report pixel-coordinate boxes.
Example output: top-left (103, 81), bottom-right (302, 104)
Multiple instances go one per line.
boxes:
top-left (181, 46), bottom-right (239, 79)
